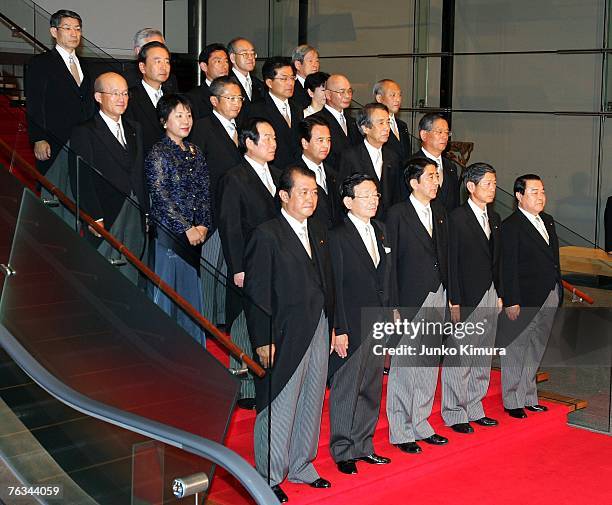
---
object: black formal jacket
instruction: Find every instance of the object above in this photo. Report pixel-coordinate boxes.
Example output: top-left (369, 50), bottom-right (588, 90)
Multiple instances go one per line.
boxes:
top-left (217, 159), bottom-right (281, 275)
top-left (500, 210), bottom-right (562, 309)
top-left (189, 113), bottom-right (243, 227)
top-left (123, 83), bottom-right (165, 157)
top-left (25, 48), bottom-right (95, 173)
top-left (290, 79), bottom-right (311, 110)
top-left (233, 71), bottom-right (265, 126)
top-left (311, 107), bottom-right (362, 170)
top-left (386, 198), bottom-right (449, 311)
top-left (187, 83), bottom-right (214, 120)
top-left (328, 217), bottom-right (396, 376)
top-left (413, 148), bottom-right (461, 213)
top-left (338, 142), bottom-right (406, 221)
top-left (292, 156), bottom-right (340, 228)
top-left (243, 215), bottom-right (334, 411)
top-left (448, 202), bottom-right (502, 317)
top-left (248, 92), bottom-right (303, 170)
top-left (386, 116), bottom-right (413, 164)
top-left (69, 114), bottom-right (148, 230)
top-left (123, 62), bottom-right (178, 92)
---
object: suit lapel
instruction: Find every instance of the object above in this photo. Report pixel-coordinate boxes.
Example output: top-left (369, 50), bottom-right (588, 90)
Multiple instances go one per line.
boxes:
top-left (402, 201), bottom-right (435, 252)
top-left (92, 114), bottom-right (130, 169)
top-left (210, 113), bottom-right (240, 156)
top-left (136, 85), bottom-right (159, 126)
top-left (51, 48), bottom-right (82, 97)
top-left (278, 215), bottom-right (314, 265)
top-left (358, 143), bottom-right (378, 180)
top-left (344, 218), bottom-right (377, 272)
top-left (242, 160), bottom-right (276, 206)
top-left (517, 210), bottom-right (554, 258)
top-left (463, 204), bottom-right (491, 256)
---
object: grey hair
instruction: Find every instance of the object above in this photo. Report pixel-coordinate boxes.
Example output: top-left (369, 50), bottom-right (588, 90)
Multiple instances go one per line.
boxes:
top-left (356, 103), bottom-right (389, 135)
top-left (418, 112), bottom-right (446, 132)
top-left (291, 44), bottom-right (317, 64)
top-left (462, 162), bottom-right (496, 187)
top-left (372, 79), bottom-right (396, 97)
top-left (133, 28), bottom-right (163, 51)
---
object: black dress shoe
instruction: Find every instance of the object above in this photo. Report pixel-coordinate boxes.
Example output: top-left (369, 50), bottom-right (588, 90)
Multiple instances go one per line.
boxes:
top-left (308, 478), bottom-right (331, 488)
top-left (525, 404), bottom-right (548, 412)
top-left (355, 453), bottom-right (391, 465)
top-left (505, 407), bottom-right (527, 419)
top-left (236, 398), bottom-right (256, 410)
top-left (272, 485), bottom-right (288, 503)
top-left (473, 416), bottom-right (498, 427)
top-left (450, 423), bottom-right (474, 434)
top-left (337, 460), bottom-right (358, 474)
top-left (419, 434), bottom-right (449, 445)
top-left (394, 442), bottom-right (422, 454)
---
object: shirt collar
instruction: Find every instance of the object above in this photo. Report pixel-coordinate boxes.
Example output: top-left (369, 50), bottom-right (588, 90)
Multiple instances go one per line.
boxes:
top-left (55, 44), bottom-right (76, 61)
top-left (518, 205), bottom-right (541, 222)
top-left (281, 207), bottom-right (307, 228)
top-left (364, 139), bottom-right (382, 159)
top-left (232, 67), bottom-right (249, 86)
top-left (409, 193), bottom-right (430, 213)
top-left (99, 110), bottom-right (123, 132)
top-left (324, 104), bottom-right (345, 123)
top-left (269, 91), bottom-right (289, 111)
top-left (213, 110), bottom-right (236, 130)
top-left (244, 154), bottom-right (268, 173)
top-left (421, 147), bottom-right (443, 167)
top-left (301, 153), bottom-right (322, 173)
top-left (296, 74), bottom-right (306, 86)
top-left (467, 197), bottom-right (487, 218)
top-left (141, 79), bottom-right (161, 103)
top-left (347, 210), bottom-right (371, 231)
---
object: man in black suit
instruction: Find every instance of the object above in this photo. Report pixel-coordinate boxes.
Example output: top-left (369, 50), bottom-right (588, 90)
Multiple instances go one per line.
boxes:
top-left (244, 165), bottom-right (334, 503)
top-left (499, 174), bottom-right (562, 419)
top-left (312, 74), bottom-right (362, 170)
top-left (442, 163), bottom-right (502, 434)
top-left (187, 43), bottom-right (230, 120)
top-left (69, 72), bottom-right (148, 284)
top-left (413, 113), bottom-right (461, 212)
top-left (123, 41), bottom-right (171, 156)
top-left (385, 157), bottom-right (450, 454)
top-left (124, 28), bottom-right (178, 92)
top-left (249, 57), bottom-right (303, 170)
top-left (217, 118), bottom-right (281, 410)
top-left (328, 173), bottom-right (393, 475)
top-left (339, 103), bottom-right (405, 221)
top-left (227, 37), bottom-right (265, 122)
top-left (291, 44), bottom-right (320, 110)
top-left (25, 9), bottom-right (95, 175)
top-left (293, 116), bottom-right (339, 228)
top-left (374, 79), bottom-right (412, 164)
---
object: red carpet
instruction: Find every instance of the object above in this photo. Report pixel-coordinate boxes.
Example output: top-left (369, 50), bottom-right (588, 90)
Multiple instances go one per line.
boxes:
top-left (208, 369), bottom-right (612, 505)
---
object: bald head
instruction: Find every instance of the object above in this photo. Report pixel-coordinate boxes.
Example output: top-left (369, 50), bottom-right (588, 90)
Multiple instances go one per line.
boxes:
top-left (94, 72), bottom-right (129, 121)
top-left (325, 74), bottom-right (353, 112)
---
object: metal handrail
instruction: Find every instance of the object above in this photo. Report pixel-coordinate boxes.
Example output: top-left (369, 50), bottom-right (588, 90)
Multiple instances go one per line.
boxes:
top-left (0, 136), bottom-right (266, 378)
top-left (0, 324), bottom-right (279, 505)
top-left (0, 11), bottom-right (48, 53)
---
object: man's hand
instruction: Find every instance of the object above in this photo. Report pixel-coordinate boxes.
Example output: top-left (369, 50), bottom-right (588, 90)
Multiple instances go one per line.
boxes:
top-left (332, 333), bottom-right (349, 358)
top-left (497, 297), bottom-right (503, 314)
top-left (234, 272), bottom-right (245, 288)
top-left (34, 140), bottom-right (51, 161)
top-left (256, 343), bottom-right (275, 368)
top-left (505, 304), bottom-right (520, 321)
top-left (450, 304), bottom-right (461, 324)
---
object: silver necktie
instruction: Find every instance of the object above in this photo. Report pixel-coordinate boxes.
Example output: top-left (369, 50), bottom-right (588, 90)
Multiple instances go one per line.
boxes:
top-left (300, 224), bottom-right (312, 258)
top-left (365, 226), bottom-right (379, 267)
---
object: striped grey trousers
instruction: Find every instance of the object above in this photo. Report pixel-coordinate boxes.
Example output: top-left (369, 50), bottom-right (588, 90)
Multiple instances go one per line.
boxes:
top-left (441, 283), bottom-right (499, 425)
top-left (501, 288), bottom-right (559, 409)
top-left (387, 285), bottom-right (446, 444)
top-left (253, 312), bottom-right (328, 486)
top-left (200, 230), bottom-right (226, 326)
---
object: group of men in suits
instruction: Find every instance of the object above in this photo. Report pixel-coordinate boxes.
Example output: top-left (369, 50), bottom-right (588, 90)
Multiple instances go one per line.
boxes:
top-left (25, 12), bottom-right (564, 503)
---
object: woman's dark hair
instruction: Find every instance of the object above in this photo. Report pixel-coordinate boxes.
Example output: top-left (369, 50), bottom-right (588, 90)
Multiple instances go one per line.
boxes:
top-left (156, 93), bottom-right (193, 125)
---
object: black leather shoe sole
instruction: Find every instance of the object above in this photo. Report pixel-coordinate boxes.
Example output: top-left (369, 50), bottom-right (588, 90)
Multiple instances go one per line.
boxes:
top-left (505, 407), bottom-right (527, 419)
top-left (450, 423), bottom-right (474, 434)
top-left (394, 442), bottom-right (422, 454)
top-left (337, 460), bottom-right (358, 474)
top-left (474, 417), bottom-right (498, 426)
top-left (308, 478), bottom-right (331, 489)
top-left (355, 453), bottom-right (391, 465)
top-left (525, 405), bottom-right (548, 412)
top-left (272, 485), bottom-right (288, 503)
top-left (419, 434), bottom-right (449, 445)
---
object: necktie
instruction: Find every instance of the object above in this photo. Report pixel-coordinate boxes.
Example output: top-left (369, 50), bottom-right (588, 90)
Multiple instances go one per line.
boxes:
top-left (262, 168), bottom-right (275, 196)
top-left (391, 116), bottom-right (400, 140)
top-left (282, 102), bottom-right (291, 127)
top-left (229, 122), bottom-right (238, 146)
top-left (154, 88), bottom-right (163, 106)
top-left (534, 215), bottom-right (550, 244)
top-left (245, 74), bottom-right (252, 100)
top-left (339, 113), bottom-right (348, 135)
top-left (365, 226), bottom-right (379, 267)
top-left (68, 55), bottom-right (81, 86)
top-left (317, 164), bottom-right (327, 193)
top-left (423, 206), bottom-right (433, 237)
top-left (482, 211), bottom-right (491, 239)
top-left (299, 224), bottom-right (312, 258)
top-left (436, 159), bottom-right (444, 186)
top-left (374, 150), bottom-right (383, 180)
top-left (116, 123), bottom-right (126, 148)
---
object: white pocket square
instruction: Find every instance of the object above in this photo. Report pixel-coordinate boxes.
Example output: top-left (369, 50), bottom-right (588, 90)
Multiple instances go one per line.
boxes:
top-left (384, 246), bottom-right (391, 254)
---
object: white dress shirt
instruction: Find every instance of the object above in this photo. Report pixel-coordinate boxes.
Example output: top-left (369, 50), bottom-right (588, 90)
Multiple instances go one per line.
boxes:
top-left (389, 112), bottom-right (400, 139)
top-left (422, 147), bottom-right (444, 186)
top-left (364, 139), bottom-right (383, 180)
top-left (281, 208), bottom-right (312, 257)
top-left (269, 92), bottom-right (291, 124)
top-left (213, 110), bottom-right (238, 142)
top-left (232, 68), bottom-right (252, 100)
top-left (519, 206), bottom-right (550, 244)
top-left (99, 110), bottom-right (126, 147)
top-left (141, 79), bottom-right (163, 107)
top-left (348, 211), bottom-right (379, 266)
top-left (244, 155), bottom-right (276, 196)
top-left (296, 74), bottom-right (306, 87)
top-left (301, 154), bottom-right (327, 193)
top-left (55, 44), bottom-right (83, 82)
top-left (468, 197), bottom-right (491, 239)
top-left (409, 193), bottom-right (433, 236)
top-left (324, 104), bottom-right (348, 134)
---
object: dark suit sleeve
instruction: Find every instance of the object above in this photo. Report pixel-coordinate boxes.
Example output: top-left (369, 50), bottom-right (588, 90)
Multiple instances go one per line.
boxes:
top-left (68, 125), bottom-right (104, 221)
top-left (500, 219), bottom-right (522, 307)
top-left (25, 59), bottom-right (48, 142)
top-left (243, 227), bottom-right (274, 349)
top-left (217, 173), bottom-right (246, 274)
top-left (329, 231), bottom-right (349, 336)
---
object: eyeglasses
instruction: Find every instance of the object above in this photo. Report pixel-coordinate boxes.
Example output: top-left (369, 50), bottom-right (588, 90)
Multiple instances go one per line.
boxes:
top-left (353, 193), bottom-right (381, 200)
top-left (218, 95), bottom-right (245, 103)
top-left (58, 25), bottom-right (81, 32)
top-left (99, 91), bottom-right (129, 98)
top-left (327, 88), bottom-right (353, 96)
top-left (428, 129), bottom-right (452, 137)
top-left (235, 50), bottom-right (257, 58)
top-left (273, 75), bottom-right (296, 82)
